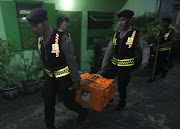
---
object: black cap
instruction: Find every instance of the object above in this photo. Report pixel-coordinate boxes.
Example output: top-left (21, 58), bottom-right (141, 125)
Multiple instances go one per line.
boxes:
top-left (57, 16), bottom-right (69, 27)
top-left (57, 16), bottom-right (69, 23)
top-left (117, 10), bottom-right (134, 18)
top-left (162, 17), bottom-right (172, 23)
top-left (26, 8), bottom-right (48, 24)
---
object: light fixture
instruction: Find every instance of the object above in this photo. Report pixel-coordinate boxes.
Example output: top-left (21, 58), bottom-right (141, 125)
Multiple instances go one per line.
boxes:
top-left (62, 0), bottom-right (72, 10)
top-left (22, 17), bottom-right (26, 20)
top-left (20, 10), bottom-right (31, 15)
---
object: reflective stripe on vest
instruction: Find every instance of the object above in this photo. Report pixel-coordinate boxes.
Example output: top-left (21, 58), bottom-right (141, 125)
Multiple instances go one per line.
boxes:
top-left (44, 66), bottom-right (70, 78)
top-left (51, 33), bottom-right (60, 57)
top-left (111, 57), bottom-right (134, 66)
top-left (38, 37), bottom-right (41, 53)
top-left (113, 30), bottom-right (136, 48)
top-left (126, 30), bottom-right (136, 48)
top-left (38, 33), bottom-right (60, 54)
top-left (157, 29), bottom-right (172, 40)
top-left (164, 29), bottom-right (172, 40)
top-left (44, 68), bottom-right (53, 77)
top-left (113, 32), bottom-right (117, 47)
top-left (68, 32), bottom-right (71, 42)
top-left (159, 47), bottom-right (171, 51)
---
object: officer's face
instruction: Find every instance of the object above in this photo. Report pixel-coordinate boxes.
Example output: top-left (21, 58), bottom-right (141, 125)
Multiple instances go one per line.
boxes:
top-left (31, 21), bottom-right (46, 36)
top-left (60, 21), bottom-right (69, 31)
top-left (162, 21), bottom-right (170, 28)
top-left (118, 17), bottom-right (131, 30)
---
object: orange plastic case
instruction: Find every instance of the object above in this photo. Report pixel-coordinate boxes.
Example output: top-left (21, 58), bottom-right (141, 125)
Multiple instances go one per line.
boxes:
top-left (76, 73), bottom-right (115, 112)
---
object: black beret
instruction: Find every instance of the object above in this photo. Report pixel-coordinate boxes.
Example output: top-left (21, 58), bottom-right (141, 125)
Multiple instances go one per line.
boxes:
top-left (117, 10), bottom-right (134, 18)
top-left (57, 16), bottom-right (69, 24)
top-left (162, 17), bottom-right (172, 23)
top-left (26, 8), bottom-right (48, 24)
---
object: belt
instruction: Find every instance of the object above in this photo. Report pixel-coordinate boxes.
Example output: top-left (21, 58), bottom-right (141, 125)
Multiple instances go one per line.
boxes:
top-left (44, 66), bottom-right (70, 78)
top-left (111, 57), bottom-right (134, 66)
top-left (159, 47), bottom-right (171, 51)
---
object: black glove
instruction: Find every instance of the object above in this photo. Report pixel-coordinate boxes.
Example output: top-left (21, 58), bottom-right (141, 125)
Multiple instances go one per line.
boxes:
top-left (68, 81), bottom-right (81, 91)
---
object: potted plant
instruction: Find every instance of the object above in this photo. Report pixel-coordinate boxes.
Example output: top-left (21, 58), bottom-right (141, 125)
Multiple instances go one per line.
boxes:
top-left (0, 38), bottom-right (22, 100)
top-left (0, 73), bottom-right (22, 100)
top-left (89, 40), bottom-right (105, 74)
top-left (20, 39), bottom-right (43, 94)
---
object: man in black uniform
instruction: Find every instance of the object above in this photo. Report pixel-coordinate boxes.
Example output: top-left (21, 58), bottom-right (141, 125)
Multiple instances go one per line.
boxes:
top-left (151, 17), bottom-right (176, 80)
top-left (57, 16), bottom-right (71, 102)
top-left (26, 8), bottom-right (88, 129)
top-left (101, 10), bottom-right (150, 111)
top-left (57, 16), bottom-right (71, 39)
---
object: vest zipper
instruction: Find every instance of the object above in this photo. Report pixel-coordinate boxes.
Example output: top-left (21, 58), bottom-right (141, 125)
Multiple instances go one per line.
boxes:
top-left (117, 39), bottom-right (122, 58)
top-left (44, 47), bottom-right (48, 66)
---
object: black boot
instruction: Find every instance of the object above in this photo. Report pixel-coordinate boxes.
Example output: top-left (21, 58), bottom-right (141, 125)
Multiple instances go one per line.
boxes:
top-left (115, 99), bottom-right (126, 111)
top-left (76, 109), bottom-right (89, 123)
top-left (46, 125), bottom-right (55, 129)
top-left (147, 78), bottom-right (156, 83)
top-left (161, 70), bottom-right (168, 78)
top-left (57, 94), bottom-right (63, 102)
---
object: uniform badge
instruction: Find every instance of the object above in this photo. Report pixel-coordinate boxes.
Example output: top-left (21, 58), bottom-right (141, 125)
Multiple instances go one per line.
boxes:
top-left (164, 33), bottom-right (169, 40)
top-left (51, 33), bottom-right (60, 57)
top-left (68, 32), bottom-right (72, 43)
top-left (164, 30), bottom-right (172, 40)
top-left (51, 44), bottom-right (60, 57)
top-left (113, 38), bottom-right (117, 45)
top-left (126, 30), bottom-right (136, 48)
top-left (126, 37), bottom-right (134, 45)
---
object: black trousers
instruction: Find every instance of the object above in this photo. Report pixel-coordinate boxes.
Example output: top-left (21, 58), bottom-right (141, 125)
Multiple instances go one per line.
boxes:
top-left (102, 63), bottom-right (131, 100)
top-left (155, 50), bottom-right (169, 75)
top-left (42, 75), bottom-right (86, 128)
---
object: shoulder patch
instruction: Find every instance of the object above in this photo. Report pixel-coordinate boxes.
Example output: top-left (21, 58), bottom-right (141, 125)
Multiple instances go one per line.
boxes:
top-left (66, 40), bottom-right (71, 45)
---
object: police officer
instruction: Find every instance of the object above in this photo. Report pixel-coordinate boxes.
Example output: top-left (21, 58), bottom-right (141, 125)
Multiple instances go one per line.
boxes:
top-left (57, 16), bottom-right (71, 102)
top-left (57, 16), bottom-right (71, 39)
top-left (151, 17), bottom-right (176, 80)
top-left (101, 10), bottom-right (150, 110)
top-left (26, 8), bottom-right (88, 129)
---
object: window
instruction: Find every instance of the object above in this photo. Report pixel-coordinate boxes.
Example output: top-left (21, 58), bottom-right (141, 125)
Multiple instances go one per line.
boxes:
top-left (16, 2), bottom-right (42, 22)
top-left (88, 11), bottom-right (115, 29)
top-left (87, 11), bottom-right (115, 49)
top-left (16, 2), bottom-right (42, 49)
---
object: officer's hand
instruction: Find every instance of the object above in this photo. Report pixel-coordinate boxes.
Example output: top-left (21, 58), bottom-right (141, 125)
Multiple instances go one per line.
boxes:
top-left (68, 81), bottom-right (81, 91)
top-left (154, 46), bottom-right (159, 51)
top-left (155, 45), bottom-right (162, 50)
top-left (139, 63), bottom-right (148, 70)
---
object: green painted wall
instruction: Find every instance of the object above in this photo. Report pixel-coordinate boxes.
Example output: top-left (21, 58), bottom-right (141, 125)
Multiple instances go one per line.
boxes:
top-left (38, 0), bottom-right (126, 12)
top-left (81, 10), bottom-right (88, 71)
top-left (0, 3), bottom-right (6, 40)
top-left (43, 3), bottom-right (56, 28)
top-left (88, 28), bottom-right (113, 37)
top-left (0, 1), bottom-right (21, 50)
